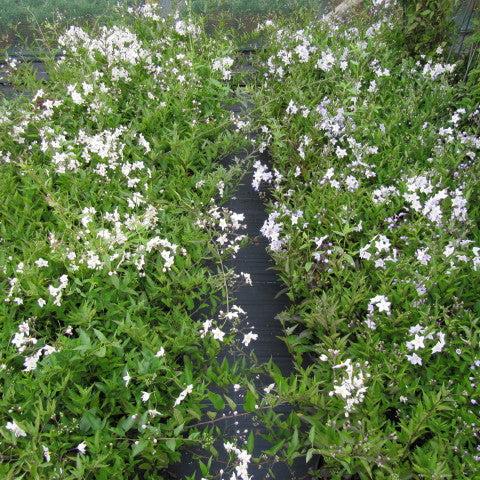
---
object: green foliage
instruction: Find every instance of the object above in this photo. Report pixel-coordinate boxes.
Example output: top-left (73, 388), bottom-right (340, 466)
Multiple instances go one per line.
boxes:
top-left (401, 0), bottom-right (457, 54)
top-left (0, 7), bottom-right (248, 478)
top-left (251, 4), bottom-right (480, 478)
top-left (464, 19), bottom-right (480, 104)
top-left (1, 1), bottom-right (479, 479)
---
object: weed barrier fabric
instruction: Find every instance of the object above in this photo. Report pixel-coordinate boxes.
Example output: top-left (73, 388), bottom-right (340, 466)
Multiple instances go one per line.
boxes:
top-left (168, 95), bottom-right (313, 480)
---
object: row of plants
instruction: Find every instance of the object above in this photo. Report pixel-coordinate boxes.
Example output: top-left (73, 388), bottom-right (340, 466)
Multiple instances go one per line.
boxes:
top-left (249, 1), bottom-right (480, 478)
top-left (0, 5), bottom-right (258, 478)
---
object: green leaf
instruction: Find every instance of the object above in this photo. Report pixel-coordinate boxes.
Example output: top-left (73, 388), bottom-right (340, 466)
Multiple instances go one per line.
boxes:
top-left (93, 329), bottom-right (107, 342)
top-left (292, 427), bottom-right (299, 449)
top-left (79, 411), bottom-right (102, 433)
top-left (118, 415), bottom-right (136, 433)
top-left (132, 440), bottom-right (148, 457)
top-left (173, 424), bottom-right (184, 436)
top-left (306, 448), bottom-right (316, 463)
top-left (208, 392), bottom-right (225, 411)
top-left (247, 431), bottom-right (255, 453)
top-left (224, 395), bottom-right (237, 411)
top-left (94, 345), bottom-right (106, 357)
top-left (244, 391), bottom-right (257, 413)
top-left (166, 438), bottom-right (176, 452)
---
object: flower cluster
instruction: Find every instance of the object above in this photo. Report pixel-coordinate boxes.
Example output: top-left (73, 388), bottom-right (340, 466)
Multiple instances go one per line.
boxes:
top-left (213, 56), bottom-right (235, 80)
top-left (11, 320), bottom-right (57, 372)
top-left (223, 440), bottom-right (252, 480)
top-left (329, 359), bottom-right (369, 417)
top-left (405, 324), bottom-right (446, 366)
top-left (196, 206), bottom-right (247, 256)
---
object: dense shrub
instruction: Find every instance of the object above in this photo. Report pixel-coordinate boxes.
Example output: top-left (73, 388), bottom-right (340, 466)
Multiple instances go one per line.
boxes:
top-left (0, 5), bottom-right (253, 478)
top-left (2, 1), bottom-right (480, 479)
top-left (251, 2), bottom-right (480, 477)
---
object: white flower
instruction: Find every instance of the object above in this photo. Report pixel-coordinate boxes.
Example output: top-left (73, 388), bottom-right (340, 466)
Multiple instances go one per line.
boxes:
top-left (365, 318), bottom-right (377, 330)
top-left (123, 371), bottom-right (131, 387)
top-left (329, 359), bottom-right (368, 417)
top-left (42, 345), bottom-right (56, 356)
top-left (409, 324), bottom-right (425, 335)
top-left (224, 441), bottom-right (252, 480)
top-left (242, 331), bottom-right (258, 347)
top-left (406, 353), bottom-right (422, 366)
top-left (23, 351), bottom-right (42, 371)
top-left (415, 248), bottom-right (431, 265)
top-left (37, 298), bottom-right (46, 308)
top-left (252, 160), bottom-right (273, 191)
top-left (6, 420), bottom-right (27, 437)
top-left (174, 384), bottom-right (193, 407)
top-left (286, 100), bottom-right (298, 115)
top-left (141, 391), bottom-right (151, 402)
top-left (406, 334), bottom-right (425, 351)
top-left (240, 272), bottom-right (252, 286)
top-left (77, 441), bottom-right (87, 454)
top-left (175, 19), bottom-right (200, 37)
top-left (263, 383), bottom-right (275, 394)
top-left (138, 133), bottom-right (151, 153)
top-left (212, 56), bottom-right (234, 80)
top-left (35, 258), bottom-right (49, 268)
top-left (345, 175), bottom-right (359, 191)
top-left (67, 85), bottom-right (84, 105)
top-left (155, 347), bottom-right (165, 357)
top-left (42, 445), bottom-right (51, 462)
top-left (431, 332), bottom-right (446, 354)
top-left (336, 146), bottom-right (347, 158)
top-left (360, 245), bottom-right (372, 260)
top-left (316, 50), bottom-right (335, 71)
top-left (368, 294), bottom-right (391, 315)
top-left (374, 235), bottom-right (390, 253)
top-left (375, 296), bottom-right (391, 314)
top-left (200, 319), bottom-right (212, 337)
top-left (212, 328), bottom-right (225, 341)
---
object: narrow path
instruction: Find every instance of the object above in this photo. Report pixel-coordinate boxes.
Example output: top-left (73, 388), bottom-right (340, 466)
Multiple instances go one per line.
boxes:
top-left (168, 95), bottom-right (312, 479)
top-left (222, 121), bottom-right (294, 378)
top-left (222, 149), bottom-right (311, 480)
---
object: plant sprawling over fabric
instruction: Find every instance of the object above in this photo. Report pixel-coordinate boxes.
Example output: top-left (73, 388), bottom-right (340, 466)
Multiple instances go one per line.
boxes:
top-left (0, 5), bottom-right (255, 478)
top-left (250, 2), bottom-right (480, 478)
